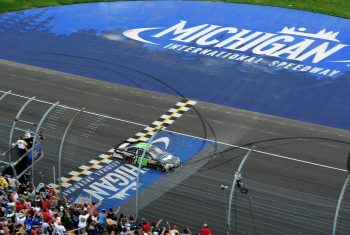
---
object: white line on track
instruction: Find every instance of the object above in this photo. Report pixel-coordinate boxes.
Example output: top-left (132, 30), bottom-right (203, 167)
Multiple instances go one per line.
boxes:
top-left (2, 90), bottom-right (347, 172)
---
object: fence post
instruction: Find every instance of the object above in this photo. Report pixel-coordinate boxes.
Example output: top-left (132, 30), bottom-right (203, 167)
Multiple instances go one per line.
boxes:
top-left (58, 108), bottom-right (85, 195)
top-left (227, 146), bottom-right (255, 234)
top-left (332, 153), bottom-right (350, 235)
top-left (31, 102), bottom-right (60, 185)
top-left (8, 96), bottom-right (36, 162)
top-left (0, 90), bottom-right (11, 102)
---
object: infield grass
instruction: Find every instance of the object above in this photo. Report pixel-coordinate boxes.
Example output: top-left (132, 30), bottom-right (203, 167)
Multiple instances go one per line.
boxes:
top-left (0, 0), bottom-right (349, 19)
top-left (223, 0), bottom-right (350, 19)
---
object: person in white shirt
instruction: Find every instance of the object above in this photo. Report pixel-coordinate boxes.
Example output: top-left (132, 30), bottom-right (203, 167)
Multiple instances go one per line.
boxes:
top-left (53, 213), bottom-right (61, 226)
top-left (54, 221), bottom-right (67, 235)
top-left (78, 211), bottom-right (89, 228)
top-left (15, 212), bottom-right (26, 225)
top-left (10, 191), bottom-right (19, 202)
top-left (17, 139), bottom-right (27, 155)
top-left (49, 208), bottom-right (54, 218)
top-left (33, 205), bottom-right (41, 214)
top-left (41, 221), bottom-right (49, 234)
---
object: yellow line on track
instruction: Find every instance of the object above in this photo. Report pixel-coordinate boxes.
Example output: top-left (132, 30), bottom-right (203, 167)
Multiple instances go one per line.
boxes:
top-left (135, 100), bottom-right (192, 142)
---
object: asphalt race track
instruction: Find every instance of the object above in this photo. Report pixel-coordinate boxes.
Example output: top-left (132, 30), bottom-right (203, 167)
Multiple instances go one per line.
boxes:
top-left (0, 60), bottom-right (349, 234)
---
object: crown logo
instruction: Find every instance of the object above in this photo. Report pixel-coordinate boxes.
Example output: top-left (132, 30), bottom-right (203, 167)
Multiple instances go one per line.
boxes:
top-left (279, 27), bottom-right (339, 42)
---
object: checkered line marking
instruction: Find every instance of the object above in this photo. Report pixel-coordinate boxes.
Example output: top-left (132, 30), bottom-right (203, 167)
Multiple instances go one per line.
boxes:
top-left (126, 99), bottom-right (197, 143)
top-left (60, 152), bottom-right (112, 188)
top-left (59, 99), bottom-right (197, 188)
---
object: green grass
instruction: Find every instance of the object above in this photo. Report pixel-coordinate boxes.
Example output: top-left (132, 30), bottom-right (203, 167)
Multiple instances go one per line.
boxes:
top-left (0, 0), bottom-right (349, 19)
top-left (222, 0), bottom-right (350, 19)
top-left (0, 0), bottom-right (119, 13)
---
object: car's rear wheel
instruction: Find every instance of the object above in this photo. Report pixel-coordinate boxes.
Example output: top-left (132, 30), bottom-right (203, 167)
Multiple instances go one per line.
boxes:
top-left (123, 156), bottom-right (133, 164)
top-left (157, 165), bottom-right (165, 172)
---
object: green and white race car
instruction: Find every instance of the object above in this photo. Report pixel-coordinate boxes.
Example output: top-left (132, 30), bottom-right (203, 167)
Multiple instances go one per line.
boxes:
top-left (113, 142), bottom-right (181, 172)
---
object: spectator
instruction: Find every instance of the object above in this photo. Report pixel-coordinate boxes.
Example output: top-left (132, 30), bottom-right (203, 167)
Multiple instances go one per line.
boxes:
top-left (0, 177), bottom-right (9, 189)
top-left (107, 206), bottom-right (120, 220)
top-left (35, 183), bottom-right (45, 195)
top-left (17, 224), bottom-right (26, 235)
top-left (10, 189), bottom-right (19, 202)
top-left (15, 212), bottom-right (26, 225)
top-left (23, 198), bottom-right (31, 210)
top-left (53, 213), bottom-right (61, 226)
top-left (149, 219), bottom-right (163, 235)
top-left (105, 218), bottom-right (116, 234)
top-left (46, 184), bottom-right (56, 198)
top-left (41, 219), bottom-right (50, 234)
top-left (78, 209), bottom-right (89, 230)
top-left (200, 224), bottom-right (212, 235)
top-left (169, 224), bottom-right (179, 235)
top-left (142, 218), bottom-right (150, 233)
top-left (18, 182), bottom-right (26, 195)
top-left (126, 214), bottom-right (136, 230)
top-left (41, 208), bottom-right (51, 223)
top-left (40, 192), bottom-right (51, 210)
top-left (32, 204), bottom-right (41, 214)
top-left (119, 227), bottom-right (128, 235)
top-left (54, 220), bottom-right (66, 235)
top-left (24, 214), bottom-right (36, 235)
top-left (97, 209), bottom-right (106, 229)
top-left (7, 218), bottom-right (14, 235)
top-left (6, 202), bottom-right (15, 219)
top-left (95, 222), bottom-right (104, 235)
top-left (87, 213), bottom-right (98, 235)
top-left (2, 224), bottom-right (10, 235)
top-left (0, 191), bottom-right (9, 207)
top-left (15, 199), bottom-right (25, 211)
top-left (181, 226), bottom-right (192, 235)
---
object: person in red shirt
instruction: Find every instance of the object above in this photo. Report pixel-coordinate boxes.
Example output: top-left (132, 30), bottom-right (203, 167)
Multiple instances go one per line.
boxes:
top-left (42, 208), bottom-right (51, 222)
top-left (142, 218), bottom-right (150, 233)
top-left (40, 193), bottom-right (51, 210)
top-left (47, 184), bottom-right (57, 197)
top-left (15, 199), bottom-right (25, 211)
top-left (200, 223), bottom-right (213, 235)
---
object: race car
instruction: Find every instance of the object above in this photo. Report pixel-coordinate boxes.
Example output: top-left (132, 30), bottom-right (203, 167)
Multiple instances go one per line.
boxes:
top-left (112, 99), bottom-right (197, 173)
top-left (113, 142), bottom-right (181, 172)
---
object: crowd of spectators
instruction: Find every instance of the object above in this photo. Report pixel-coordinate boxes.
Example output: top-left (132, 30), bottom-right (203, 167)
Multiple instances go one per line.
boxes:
top-left (0, 175), bottom-right (213, 235)
top-left (0, 131), bottom-right (214, 235)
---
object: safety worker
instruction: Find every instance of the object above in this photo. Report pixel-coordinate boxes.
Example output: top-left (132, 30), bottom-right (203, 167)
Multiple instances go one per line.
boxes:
top-left (24, 130), bottom-right (34, 149)
top-left (17, 138), bottom-right (28, 155)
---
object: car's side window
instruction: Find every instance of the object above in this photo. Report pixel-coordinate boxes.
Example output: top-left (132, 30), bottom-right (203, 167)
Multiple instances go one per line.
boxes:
top-left (137, 149), bottom-right (145, 157)
top-left (128, 147), bottom-right (138, 155)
